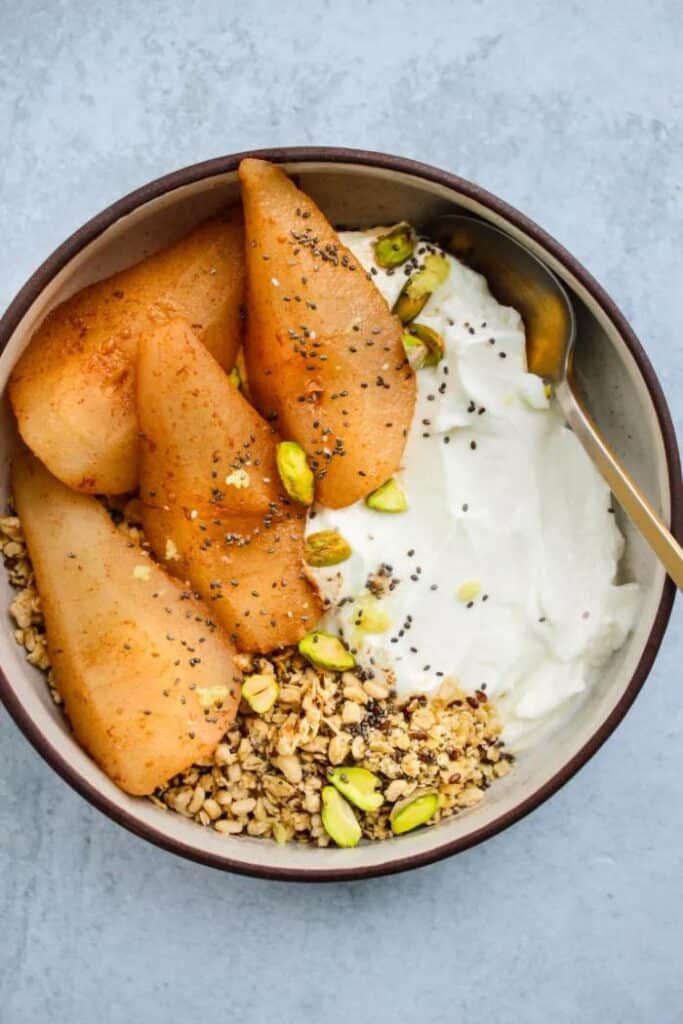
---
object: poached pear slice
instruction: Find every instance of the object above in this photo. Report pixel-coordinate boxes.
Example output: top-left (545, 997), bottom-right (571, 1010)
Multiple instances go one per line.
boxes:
top-left (137, 317), bottom-right (322, 653)
top-left (9, 211), bottom-right (244, 495)
top-left (12, 454), bottom-right (240, 796)
top-left (239, 158), bottom-right (416, 508)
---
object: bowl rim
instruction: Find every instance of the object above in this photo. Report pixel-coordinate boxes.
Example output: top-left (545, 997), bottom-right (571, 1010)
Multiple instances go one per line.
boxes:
top-left (0, 145), bottom-right (680, 882)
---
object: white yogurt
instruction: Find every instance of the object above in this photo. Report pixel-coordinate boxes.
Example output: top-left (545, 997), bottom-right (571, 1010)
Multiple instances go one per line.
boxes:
top-left (306, 230), bottom-right (639, 749)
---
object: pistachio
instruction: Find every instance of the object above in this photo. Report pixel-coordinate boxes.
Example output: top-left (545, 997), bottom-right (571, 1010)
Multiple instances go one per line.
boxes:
top-left (298, 630), bottom-right (356, 671)
top-left (401, 333), bottom-right (429, 371)
top-left (456, 579), bottom-right (482, 602)
top-left (321, 786), bottom-right (362, 847)
top-left (402, 323), bottom-right (445, 368)
top-left (272, 822), bottom-right (294, 845)
top-left (228, 366), bottom-right (241, 389)
top-left (373, 222), bottom-right (415, 269)
top-left (328, 766), bottom-right (384, 812)
top-left (365, 478), bottom-right (408, 513)
top-left (392, 253), bottom-right (450, 324)
top-left (241, 672), bottom-right (279, 714)
top-left (276, 441), bottom-right (314, 505)
top-left (304, 530), bottom-right (352, 567)
top-left (353, 593), bottom-right (391, 634)
top-left (390, 790), bottom-right (439, 835)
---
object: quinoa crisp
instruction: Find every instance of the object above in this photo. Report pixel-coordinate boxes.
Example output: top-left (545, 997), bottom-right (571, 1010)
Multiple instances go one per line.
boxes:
top-left (0, 509), bottom-right (513, 847)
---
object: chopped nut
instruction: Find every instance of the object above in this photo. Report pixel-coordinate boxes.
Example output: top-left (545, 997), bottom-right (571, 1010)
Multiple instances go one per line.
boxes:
top-left (321, 786), bottom-right (362, 848)
top-left (241, 673), bottom-right (278, 714)
top-left (402, 323), bottom-right (445, 368)
top-left (390, 790), bottom-right (439, 834)
top-left (225, 468), bottom-right (250, 489)
top-left (393, 253), bottom-right (450, 324)
top-left (373, 222), bottom-right (415, 269)
top-left (365, 478), bottom-right (407, 513)
top-left (214, 819), bottom-right (244, 835)
top-left (328, 767), bottom-right (384, 812)
top-left (352, 593), bottom-right (391, 634)
top-left (351, 736), bottom-right (366, 760)
top-left (276, 441), bottom-right (314, 505)
top-left (273, 754), bottom-right (303, 785)
top-left (342, 701), bottom-right (364, 725)
top-left (456, 579), bottom-right (482, 602)
top-left (362, 679), bottom-right (390, 701)
top-left (304, 530), bottom-right (352, 567)
top-left (385, 779), bottom-right (409, 802)
top-left (298, 631), bottom-right (356, 671)
top-left (328, 732), bottom-right (351, 765)
top-left (231, 797), bottom-right (257, 816)
top-left (188, 786), bottom-right (206, 816)
top-left (342, 678), bottom-right (368, 704)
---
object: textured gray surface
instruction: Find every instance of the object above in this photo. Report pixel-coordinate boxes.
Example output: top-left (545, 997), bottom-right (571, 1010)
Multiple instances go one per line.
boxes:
top-left (0, 1), bottom-right (681, 1021)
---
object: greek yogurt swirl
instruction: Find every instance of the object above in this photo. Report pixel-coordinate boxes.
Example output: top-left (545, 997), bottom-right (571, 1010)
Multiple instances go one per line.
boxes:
top-left (306, 229), bottom-right (639, 749)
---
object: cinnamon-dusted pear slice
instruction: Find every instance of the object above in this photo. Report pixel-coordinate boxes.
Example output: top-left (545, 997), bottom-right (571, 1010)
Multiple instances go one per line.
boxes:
top-left (12, 454), bottom-right (240, 797)
top-left (9, 211), bottom-right (244, 495)
top-left (137, 318), bottom-right (322, 653)
top-left (239, 158), bottom-right (416, 508)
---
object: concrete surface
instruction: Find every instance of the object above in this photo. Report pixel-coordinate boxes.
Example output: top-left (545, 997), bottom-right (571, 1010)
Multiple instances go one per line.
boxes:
top-left (0, 1), bottom-right (681, 1021)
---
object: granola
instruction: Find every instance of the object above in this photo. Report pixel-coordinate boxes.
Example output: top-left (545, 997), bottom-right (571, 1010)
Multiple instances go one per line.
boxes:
top-left (1, 510), bottom-right (513, 847)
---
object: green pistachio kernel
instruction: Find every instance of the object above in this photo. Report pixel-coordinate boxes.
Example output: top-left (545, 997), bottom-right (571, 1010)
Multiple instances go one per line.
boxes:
top-left (241, 673), bottom-right (279, 714)
top-left (373, 222), bottom-right (415, 269)
top-left (401, 333), bottom-right (429, 371)
top-left (321, 786), bottom-right (362, 847)
top-left (228, 366), bottom-right (241, 389)
top-left (304, 530), bottom-right (352, 568)
top-left (365, 478), bottom-right (408, 513)
top-left (403, 323), bottom-right (445, 367)
top-left (276, 441), bottom-right (314, 505)
top-left (298, 631), bottom-right (356, 671)
top-left (392, 253), bottom-right (451, 324)
top-left (390, 790), bottom-right (440, 835)
top-left (328, 767), bottom-right (384, 812)
top-left (353, 593), bottom-right (391, 634)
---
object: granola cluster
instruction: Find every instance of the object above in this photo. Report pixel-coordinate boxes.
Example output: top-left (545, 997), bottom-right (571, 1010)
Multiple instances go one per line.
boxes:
top-left (0, 512), bottom-right (512, 846)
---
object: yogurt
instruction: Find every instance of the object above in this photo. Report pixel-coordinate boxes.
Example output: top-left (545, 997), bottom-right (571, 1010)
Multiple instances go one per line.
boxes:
top-left (306, 229), bottom-right (639, 749)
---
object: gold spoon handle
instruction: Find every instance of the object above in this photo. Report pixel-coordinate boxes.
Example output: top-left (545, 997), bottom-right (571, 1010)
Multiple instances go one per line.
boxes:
top-left (557, 379), bottom-right (683, 589)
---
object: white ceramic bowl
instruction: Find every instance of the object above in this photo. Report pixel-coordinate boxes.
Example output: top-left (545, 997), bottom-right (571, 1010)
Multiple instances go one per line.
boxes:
top-left (0, 148), bottom-right (680, 880)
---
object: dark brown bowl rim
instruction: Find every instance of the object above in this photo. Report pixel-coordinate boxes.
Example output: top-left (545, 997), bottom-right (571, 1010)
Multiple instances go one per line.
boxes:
top-left (0, 146), bottom-right (680, 882)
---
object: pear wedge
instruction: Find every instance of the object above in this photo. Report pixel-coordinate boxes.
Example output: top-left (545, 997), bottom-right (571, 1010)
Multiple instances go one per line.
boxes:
top-left (12, 453), bottom-right (241, 796)
top-left (239, 158), bottom-right (415, 508)
top-left (137, 318), bottom-right (322, 652)
top-left (9, 211), bottom-right (244, 495)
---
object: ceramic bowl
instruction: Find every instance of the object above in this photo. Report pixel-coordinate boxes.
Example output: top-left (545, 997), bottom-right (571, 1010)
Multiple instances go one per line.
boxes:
top-left (0, 148), bottom-right (680, 881)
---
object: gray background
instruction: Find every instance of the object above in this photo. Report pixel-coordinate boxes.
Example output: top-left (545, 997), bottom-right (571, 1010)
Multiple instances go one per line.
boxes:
top-left (0, 1), bottom-right (681, 1021)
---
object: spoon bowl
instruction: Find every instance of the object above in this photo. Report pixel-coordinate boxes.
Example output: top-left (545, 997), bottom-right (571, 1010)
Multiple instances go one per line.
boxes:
top-left (431, 213), bottom-right (575, 381)
top-left (431, 213), bottom-right (683, 588)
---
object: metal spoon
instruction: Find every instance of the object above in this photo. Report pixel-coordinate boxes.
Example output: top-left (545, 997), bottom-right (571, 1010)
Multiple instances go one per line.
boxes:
top-left (430, 213), bottom-right (683, 589)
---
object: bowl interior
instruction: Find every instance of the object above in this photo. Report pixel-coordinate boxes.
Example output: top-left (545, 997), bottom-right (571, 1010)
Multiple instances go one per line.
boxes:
top-left (0, 158), bottom-right (674, 878)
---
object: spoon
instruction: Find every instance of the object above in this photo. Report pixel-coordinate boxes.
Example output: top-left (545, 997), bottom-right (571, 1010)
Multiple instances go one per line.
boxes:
top-left (430, 213), bottom-right (683, 589)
